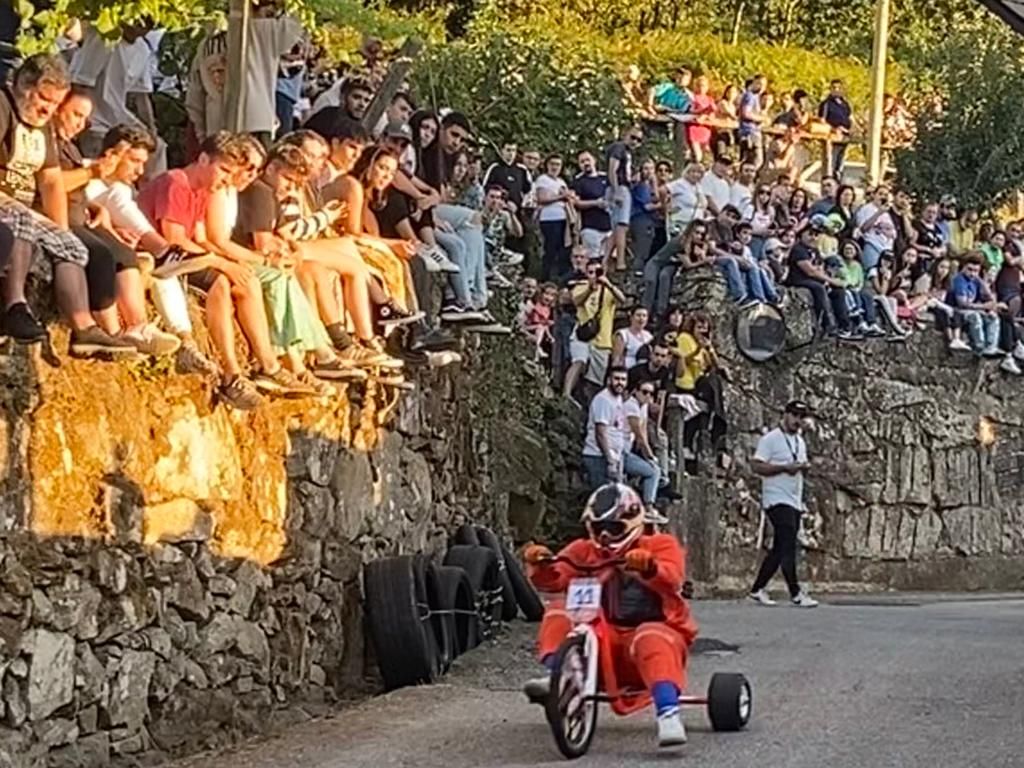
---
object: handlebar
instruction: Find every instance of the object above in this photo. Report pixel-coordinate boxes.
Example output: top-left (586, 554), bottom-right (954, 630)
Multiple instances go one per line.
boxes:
top-left (536, 555), bottom-right (625, 574)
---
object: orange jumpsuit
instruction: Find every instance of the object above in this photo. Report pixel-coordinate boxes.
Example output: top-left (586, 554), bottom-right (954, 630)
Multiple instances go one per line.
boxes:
top-left (529, 534), bottom-right (698, 695)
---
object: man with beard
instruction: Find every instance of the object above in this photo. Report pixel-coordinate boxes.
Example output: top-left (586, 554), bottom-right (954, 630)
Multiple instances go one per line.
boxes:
top-left (581, 365), bottom-right (629, 489)
top-left (572, 150), bottom-right (611, 261)
top-left (0, 54), bottom-right (133, 355)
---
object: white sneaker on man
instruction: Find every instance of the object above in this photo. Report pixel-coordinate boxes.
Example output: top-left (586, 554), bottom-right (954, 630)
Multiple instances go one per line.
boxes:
top-left (1013, 340), bottom-right (1024, 361)
top-left (656, 710), bottom-right (688, 747)
top-left (948, 338), bottom-right (971, 352)
top-left (981, 344), bottom-right (1002, 358)
top-left (791, 591), bottom-right (819, 608)
top-left (748, 589), bottom-right (777, 606)
top-left (1001, 355), bottom-right (1022, 375)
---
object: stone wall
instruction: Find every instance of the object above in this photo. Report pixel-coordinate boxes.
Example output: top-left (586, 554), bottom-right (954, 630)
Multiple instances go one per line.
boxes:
top-left (0, 322), bottom-right (541, 767)
top-left (666, 272), bottom-right (1024, 593)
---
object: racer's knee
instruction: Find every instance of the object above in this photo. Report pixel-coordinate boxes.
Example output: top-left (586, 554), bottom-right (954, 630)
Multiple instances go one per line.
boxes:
top-left (629, 623), bottom-right (686, 687)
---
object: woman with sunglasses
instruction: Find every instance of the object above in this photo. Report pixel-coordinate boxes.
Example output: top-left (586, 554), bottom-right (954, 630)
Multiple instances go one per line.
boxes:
top-left (623, 381), bottom-right (663, 508)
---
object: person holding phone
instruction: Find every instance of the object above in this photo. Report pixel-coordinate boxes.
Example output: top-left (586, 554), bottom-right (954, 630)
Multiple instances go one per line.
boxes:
top-left (748, 400), bottom-right (819, 608)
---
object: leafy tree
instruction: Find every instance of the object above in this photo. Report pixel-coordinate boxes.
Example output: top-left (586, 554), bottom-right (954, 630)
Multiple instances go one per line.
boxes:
top-left (895, 31), bottom-right (1024, 210)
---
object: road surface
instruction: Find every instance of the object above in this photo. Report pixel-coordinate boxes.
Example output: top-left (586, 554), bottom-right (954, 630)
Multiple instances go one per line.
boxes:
top-left (169, 595), bottom-right (1024, 768)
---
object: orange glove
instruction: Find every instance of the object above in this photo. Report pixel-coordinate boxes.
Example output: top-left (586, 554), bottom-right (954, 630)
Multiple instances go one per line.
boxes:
top-left (524, 544), bottom-right (554, 566)
top-left (624, 548), bottom-right (657, 578)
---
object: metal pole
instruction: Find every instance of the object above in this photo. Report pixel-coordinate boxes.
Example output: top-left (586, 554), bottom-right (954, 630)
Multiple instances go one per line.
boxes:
top-left (866, 0), bottom-right (891, 185)
top-left (225, 0), bottom-right (251, 133)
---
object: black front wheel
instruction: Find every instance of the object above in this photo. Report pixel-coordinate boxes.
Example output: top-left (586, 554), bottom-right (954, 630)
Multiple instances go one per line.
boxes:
top-left (544, 634), bottom-right (598, 759)
top-left (707, 672), bottom-right (753, 731)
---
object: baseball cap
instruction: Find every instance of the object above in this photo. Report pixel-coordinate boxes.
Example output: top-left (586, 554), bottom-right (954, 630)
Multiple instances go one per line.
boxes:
top-left (784, 400), bottom-right (813, 417)
top-left (384, 120), bottom-right (413, 142)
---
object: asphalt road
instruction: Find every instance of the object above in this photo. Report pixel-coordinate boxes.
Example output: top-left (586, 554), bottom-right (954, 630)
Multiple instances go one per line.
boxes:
top-left (170, 596), bottom-right (1024, 768)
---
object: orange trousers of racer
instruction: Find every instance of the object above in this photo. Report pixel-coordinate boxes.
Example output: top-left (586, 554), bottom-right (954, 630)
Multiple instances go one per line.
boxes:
top-left (537, 599), bottom-right (689, 692)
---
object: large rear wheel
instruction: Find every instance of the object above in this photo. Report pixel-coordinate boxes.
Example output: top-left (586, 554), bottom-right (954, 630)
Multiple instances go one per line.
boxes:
top-left (544, 634), bottom-right (598, 759)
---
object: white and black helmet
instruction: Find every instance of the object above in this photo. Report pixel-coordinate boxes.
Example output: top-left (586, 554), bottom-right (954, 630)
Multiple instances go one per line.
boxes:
top-left (580, 483), bottom-right (645, 552)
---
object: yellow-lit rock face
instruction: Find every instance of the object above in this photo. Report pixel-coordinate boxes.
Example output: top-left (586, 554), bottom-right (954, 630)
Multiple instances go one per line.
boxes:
top-left (22, 336), bottom-right (372, 565)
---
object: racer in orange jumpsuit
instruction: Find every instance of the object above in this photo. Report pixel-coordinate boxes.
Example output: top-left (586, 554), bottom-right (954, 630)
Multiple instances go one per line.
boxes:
top-left (523, 483), bottom-right (698, 747)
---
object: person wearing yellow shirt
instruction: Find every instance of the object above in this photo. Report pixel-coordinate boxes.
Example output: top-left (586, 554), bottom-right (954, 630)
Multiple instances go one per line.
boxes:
top-left (563, 260), bottom-right (626, 400)
top-left (673, 312), bottom-right (730, 471)
top-left (947, 209), bottom-right (979, 259)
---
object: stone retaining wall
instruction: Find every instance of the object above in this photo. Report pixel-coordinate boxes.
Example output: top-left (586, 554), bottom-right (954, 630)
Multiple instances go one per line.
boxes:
top-left (0, 323), bottom-right (533, 767)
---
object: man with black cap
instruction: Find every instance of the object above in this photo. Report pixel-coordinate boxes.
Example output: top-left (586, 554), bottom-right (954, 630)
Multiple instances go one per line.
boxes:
top-left (749, 400), bottom-right (819, 608)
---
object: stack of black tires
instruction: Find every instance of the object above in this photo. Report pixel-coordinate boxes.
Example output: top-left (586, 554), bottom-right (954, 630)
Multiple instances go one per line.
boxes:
top-left (364, 525), bottom-right (545, 691)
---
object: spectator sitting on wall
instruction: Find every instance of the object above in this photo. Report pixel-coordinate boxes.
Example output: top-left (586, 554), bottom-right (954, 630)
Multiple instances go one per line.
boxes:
top-left (0, 53), bottom-right (135, 355)
top-left (785, 220), bottom-right (858, 339)
top-left (53, 86), bottom-right (180, 357)
top-left (622, 380), bottom-right (663, 511)
top-left (947, 251), bottom-right (1002, 359)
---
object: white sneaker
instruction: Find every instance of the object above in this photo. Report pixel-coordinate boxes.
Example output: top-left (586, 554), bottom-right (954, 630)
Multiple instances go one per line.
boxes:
top-left (748, 589), bottom-right (777, 606)
top-left (122, 323), bottom-right (182, 357)
top-left (656, 710), bottom-right (687, 747)
top-left (426, 350), bottom-right (462, 368)
top-left (417, 244), bottom-right (461, 274)
top-left (417, 252), bottom-right (441, 273)
top-left (791, 591), bottom-right (819, 608)
top-left (981, 345), bottom-right (1002, 358)
top-left (1013, 340), bottom-right (1024, 361)
top-left (948, 338), bottom-right (971, 352)
top-left (1001, 355), bottom-right (1022, 375)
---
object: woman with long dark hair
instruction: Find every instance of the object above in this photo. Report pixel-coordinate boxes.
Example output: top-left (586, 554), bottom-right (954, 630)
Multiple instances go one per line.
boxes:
top-left (674, 311), bottom-right (729, 472)
top-left (534, 154), bottom-right (573, 281)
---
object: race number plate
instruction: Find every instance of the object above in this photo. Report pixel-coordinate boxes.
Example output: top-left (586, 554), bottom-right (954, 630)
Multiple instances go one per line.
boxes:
top-left (566, 578), bottom-right (602, 621)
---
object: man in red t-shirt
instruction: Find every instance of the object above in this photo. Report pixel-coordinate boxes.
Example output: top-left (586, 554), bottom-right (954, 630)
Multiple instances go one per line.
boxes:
top-left (138, 131), bottom-right (307, 409)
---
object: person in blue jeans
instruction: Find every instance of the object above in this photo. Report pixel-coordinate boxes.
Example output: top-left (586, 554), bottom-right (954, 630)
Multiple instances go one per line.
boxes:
top-left (710, 223), bottom-right (774, 306)
top-left (622, 383), bottom-right (662, 507)
top-left (947, 254), bottom-right (1001, 356)
top-left (641, 219), bottom-right (709, 316)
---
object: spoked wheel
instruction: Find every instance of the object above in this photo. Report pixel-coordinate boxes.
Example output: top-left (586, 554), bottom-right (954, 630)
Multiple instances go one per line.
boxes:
top-left (544, 635), bottom-right (598, 759)
top-left (707, 672), bottom-right (753, 731)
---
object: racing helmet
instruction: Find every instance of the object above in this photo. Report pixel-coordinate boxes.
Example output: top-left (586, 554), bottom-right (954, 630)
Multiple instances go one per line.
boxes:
top-left (581, 483), bottom-right (645, 552)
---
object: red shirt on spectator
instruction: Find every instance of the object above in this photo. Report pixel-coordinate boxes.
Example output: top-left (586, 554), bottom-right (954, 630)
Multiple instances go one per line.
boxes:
top-left (137, 169), bottom-right (210, 239)
top-left (686, 93), bottom-right (716, 148)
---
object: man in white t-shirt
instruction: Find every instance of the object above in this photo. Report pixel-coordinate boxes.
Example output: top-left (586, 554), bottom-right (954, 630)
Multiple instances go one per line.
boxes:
top-left (665, 162), bottom-right (707, 236)
top-left (581, 366), bottom-right (629, 490)
top-left (749, 400), bottom-right (819, 608)
top-left (729, 160), bottom-right (757, 214)
top-left (698, 156), bottom-right (732, 216)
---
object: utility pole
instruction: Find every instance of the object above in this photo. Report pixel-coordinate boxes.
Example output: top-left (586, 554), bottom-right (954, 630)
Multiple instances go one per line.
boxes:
top-left (866, 0), bottom-right (891, 185)
top-left (225, 0), bottom-right (251, 133)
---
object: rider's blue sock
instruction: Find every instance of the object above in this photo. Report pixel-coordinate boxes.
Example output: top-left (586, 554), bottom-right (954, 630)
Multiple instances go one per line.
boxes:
top-left (651, 681), bottom-right (679, 716)
top-left (541, 653), bottom-right (557, 672)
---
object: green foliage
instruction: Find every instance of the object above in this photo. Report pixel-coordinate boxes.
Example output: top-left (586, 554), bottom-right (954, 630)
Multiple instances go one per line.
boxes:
top-left (896, 32), bottom-right (1024, 211)
top-left (411, 20), bottom-right (629, 155)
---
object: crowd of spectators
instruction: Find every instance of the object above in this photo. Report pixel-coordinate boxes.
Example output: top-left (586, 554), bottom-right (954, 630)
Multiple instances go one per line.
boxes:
top-left (2, 15), bottom-right (1020, 509)
top-left (510, 66), bottom-right (1024, 507)
top-left (0, 13), bottom-right (534, 412)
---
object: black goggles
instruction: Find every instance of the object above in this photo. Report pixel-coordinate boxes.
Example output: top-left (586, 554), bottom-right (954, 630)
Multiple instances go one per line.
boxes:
top-left (590, 519), bottom-right (627, 538)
